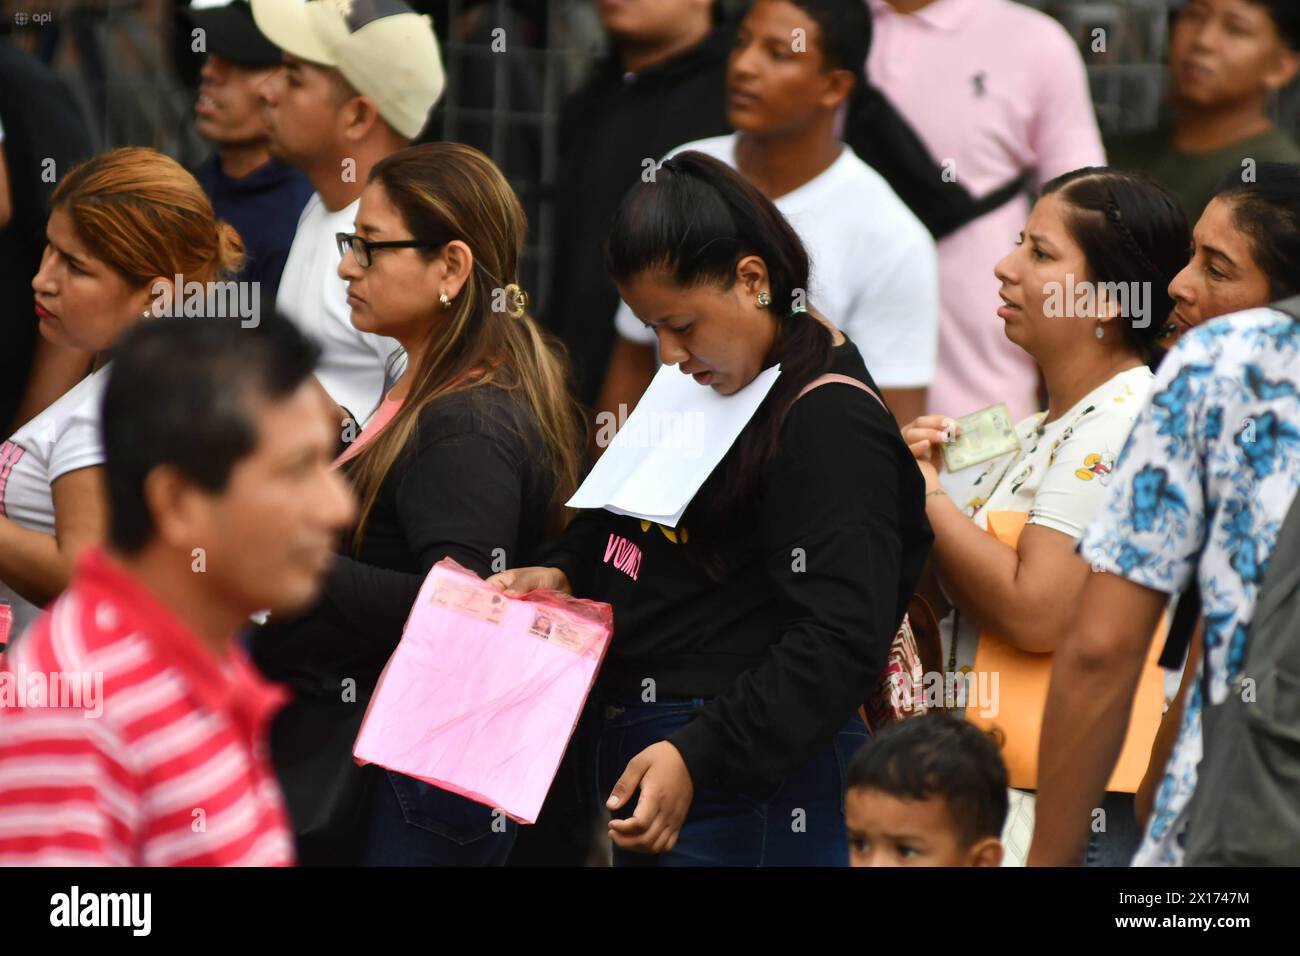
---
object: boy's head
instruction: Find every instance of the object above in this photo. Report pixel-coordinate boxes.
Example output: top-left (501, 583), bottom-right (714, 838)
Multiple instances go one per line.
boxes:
top-left (1169, 0), bottom-right (1300, 110)
top-left (727, 0), bottom-right (867, 137)
top-left (845, 715), bottom-right (1008, 867)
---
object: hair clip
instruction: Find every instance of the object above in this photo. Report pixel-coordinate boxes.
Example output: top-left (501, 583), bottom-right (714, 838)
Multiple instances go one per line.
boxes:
top-left (502, 282), bottom-right (528, 319)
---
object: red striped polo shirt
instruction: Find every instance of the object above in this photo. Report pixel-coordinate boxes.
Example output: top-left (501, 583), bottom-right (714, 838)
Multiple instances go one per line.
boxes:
top-left (0, 548), bottom-right (294, 866)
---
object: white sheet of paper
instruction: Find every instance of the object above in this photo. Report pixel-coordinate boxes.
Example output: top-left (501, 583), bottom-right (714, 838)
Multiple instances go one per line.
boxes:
top-left (567, 363), bottom-right (783, 527)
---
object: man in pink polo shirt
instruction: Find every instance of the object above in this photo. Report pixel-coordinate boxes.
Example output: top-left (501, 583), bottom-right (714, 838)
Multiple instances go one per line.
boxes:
top-left (866, 0), bottom-right (1106, 420)
top-left (0, 317), bottom-right (354, 866)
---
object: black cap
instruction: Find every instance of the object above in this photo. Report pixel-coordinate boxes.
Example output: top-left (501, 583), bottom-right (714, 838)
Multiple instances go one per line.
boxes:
top-left (184, 1), bottom-right (284, 69)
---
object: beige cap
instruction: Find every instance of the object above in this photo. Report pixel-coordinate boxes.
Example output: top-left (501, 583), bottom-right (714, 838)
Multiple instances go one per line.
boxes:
top-left (251, 0), bottom-right (445, 140)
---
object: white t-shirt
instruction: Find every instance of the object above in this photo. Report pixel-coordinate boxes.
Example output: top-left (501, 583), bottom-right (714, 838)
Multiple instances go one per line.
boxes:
top-left (0, 367), bottom-right (109, 636)
top-left (614, 134), bottom-right (940, 388)
top-left (276, 194), bottom-right (401, 420)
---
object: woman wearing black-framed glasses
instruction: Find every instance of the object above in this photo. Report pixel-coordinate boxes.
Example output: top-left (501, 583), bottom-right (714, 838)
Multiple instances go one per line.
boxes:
top-left (252, 143), bottom-right (584, 868)
top-left (334, 232), bottom-right (444, 269)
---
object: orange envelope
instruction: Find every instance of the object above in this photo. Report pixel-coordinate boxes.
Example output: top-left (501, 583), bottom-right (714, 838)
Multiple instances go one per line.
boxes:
top-left (965, 510), bottom-right (1166, 792)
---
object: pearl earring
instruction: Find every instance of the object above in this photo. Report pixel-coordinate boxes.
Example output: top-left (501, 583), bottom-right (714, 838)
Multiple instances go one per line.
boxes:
top-left (1095, 322), bottom-right (1104, 340)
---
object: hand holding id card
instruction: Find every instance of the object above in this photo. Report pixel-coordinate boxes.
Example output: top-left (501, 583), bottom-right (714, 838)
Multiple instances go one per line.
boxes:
top-left (941, 403), bottom-right (1020, 472)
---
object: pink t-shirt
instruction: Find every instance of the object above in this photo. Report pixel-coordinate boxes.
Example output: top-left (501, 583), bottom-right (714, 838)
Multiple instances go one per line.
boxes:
top-left (866, 0), bottom-right (1106, 420)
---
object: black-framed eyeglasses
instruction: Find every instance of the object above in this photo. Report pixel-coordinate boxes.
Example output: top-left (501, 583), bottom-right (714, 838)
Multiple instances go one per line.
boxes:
top-left (335, 232), bottom-right (445, 268)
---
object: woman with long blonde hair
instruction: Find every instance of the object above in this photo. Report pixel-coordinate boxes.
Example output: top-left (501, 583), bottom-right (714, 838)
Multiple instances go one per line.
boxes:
top-left (252, 142), bottom-right (583, 867)
top-left (2, 147), bottom-right (242, 639)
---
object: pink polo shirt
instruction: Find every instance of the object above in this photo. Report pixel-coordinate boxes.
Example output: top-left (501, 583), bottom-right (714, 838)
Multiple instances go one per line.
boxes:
top-left (867, 0), bottom-right (1105, 420)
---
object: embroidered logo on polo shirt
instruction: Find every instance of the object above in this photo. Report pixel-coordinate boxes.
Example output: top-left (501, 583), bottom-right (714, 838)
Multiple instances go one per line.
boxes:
top-left (972, 72), bottom-right (987, 97)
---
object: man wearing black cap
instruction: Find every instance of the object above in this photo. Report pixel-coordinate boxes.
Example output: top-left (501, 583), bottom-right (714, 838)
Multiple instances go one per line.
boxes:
top-left (187, 0), bottom-right (313, 311)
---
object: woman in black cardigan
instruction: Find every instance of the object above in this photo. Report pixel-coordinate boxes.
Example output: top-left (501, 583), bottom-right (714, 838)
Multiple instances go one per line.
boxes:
top-left (252, 143), bottom-right (582, 866)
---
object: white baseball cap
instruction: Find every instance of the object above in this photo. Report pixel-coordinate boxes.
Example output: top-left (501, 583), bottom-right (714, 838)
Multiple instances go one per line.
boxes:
top-left (251, 0), bottom-right (445, 140)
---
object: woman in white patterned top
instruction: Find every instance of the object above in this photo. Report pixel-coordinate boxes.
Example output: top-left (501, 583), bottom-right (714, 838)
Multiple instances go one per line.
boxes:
top-left (900, 167), bottom-right (1190, 866)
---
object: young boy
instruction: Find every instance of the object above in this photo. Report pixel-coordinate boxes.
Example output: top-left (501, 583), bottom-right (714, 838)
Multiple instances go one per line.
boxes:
top-left (845, 715), bottom-right (1007, 867)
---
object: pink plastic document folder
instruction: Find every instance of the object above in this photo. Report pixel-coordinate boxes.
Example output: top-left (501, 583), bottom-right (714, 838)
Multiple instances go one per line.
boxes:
top-left (353, 558), bottom-right (613, 824)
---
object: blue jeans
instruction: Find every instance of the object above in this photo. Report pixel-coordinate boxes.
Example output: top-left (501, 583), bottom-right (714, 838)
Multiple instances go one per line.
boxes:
top-left (363, 769), bottom-right (517, 866)
top-left (579, 688), bottom-right (867, 866)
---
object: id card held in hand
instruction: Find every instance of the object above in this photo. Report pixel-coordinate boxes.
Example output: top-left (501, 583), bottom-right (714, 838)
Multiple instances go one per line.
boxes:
top-left (941, 402), bottom-right (1020, 472)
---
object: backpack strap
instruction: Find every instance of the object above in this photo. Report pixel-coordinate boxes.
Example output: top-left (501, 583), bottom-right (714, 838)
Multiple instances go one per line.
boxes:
top-left (966, 173), bottom-right (1031, 222)
top-left (796, 373), bottom-right (887, 411)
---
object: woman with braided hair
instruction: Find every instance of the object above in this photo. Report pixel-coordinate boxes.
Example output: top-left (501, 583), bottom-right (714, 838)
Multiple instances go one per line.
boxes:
top-left (898, 167), bottom-right (1191, 866)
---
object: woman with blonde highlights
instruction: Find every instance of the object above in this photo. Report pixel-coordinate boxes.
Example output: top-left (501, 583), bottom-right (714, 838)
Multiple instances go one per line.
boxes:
top-left (1, 147), bottom-right (242, 638)
top-left (251, 142), bottom-right (583, 867)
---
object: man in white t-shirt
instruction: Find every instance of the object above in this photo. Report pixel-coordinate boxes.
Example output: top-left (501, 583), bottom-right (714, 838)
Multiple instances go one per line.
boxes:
top-left (600, 0), bottom-right (938, 428)
top-left (251, 0), bottom-right (445, 422)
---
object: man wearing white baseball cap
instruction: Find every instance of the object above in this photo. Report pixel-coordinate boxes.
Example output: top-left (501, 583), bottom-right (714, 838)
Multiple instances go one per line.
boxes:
top-left (252, 0), bottom-right (445, 425)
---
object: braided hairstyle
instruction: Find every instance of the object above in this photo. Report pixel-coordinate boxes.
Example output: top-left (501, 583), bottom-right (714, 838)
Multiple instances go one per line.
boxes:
top-left (1041, 167), bottom-right (1190, 364)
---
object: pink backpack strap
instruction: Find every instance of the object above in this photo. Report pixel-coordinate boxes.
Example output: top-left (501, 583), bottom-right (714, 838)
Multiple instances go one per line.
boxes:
top-left (795, 372), bottom-right (886, 412)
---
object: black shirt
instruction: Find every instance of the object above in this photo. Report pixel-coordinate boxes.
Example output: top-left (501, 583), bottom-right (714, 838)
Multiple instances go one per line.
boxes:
top-left (547, 342), bottom-right (933, 791)
top-left (252, 385), bottom-right (557, 698)
top-left (0, 41), bottom-right (94, 430)
top-left (544, 24), bottom-right (733, 406)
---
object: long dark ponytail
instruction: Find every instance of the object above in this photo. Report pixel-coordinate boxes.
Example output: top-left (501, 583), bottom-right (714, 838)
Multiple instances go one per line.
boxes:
top-left (605, 150), bottom-right (835, 575)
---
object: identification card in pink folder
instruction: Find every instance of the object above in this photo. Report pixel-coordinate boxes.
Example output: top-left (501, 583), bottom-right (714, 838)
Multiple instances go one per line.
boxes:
top-left (353, 558), bottom-right (613, 824)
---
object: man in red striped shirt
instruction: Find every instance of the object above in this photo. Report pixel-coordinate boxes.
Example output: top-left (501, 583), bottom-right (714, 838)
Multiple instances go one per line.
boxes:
top-left (0, 316), bottom-right (355, 865)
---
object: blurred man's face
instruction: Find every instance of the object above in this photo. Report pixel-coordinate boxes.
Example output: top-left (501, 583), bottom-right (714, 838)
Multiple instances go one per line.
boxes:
top-left (727, 0), bottom-right (845, 137)
top-left (258, 54), bottom-right (353, 167)
top-left (595, 0), bottom-right (711, 44)
top-left (1170, 0), bottom-right (1299, 108)
top-left (186, 383), bottom-right (356, 615)
top-left (196, 54), bottom-right (275, 148)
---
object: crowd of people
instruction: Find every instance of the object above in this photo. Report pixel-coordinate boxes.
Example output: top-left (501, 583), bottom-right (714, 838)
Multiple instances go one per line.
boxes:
top-left (0, 0), bottom-right (1298, 868)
